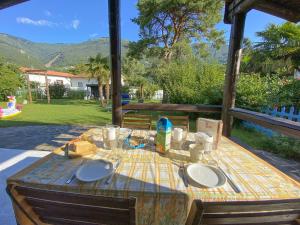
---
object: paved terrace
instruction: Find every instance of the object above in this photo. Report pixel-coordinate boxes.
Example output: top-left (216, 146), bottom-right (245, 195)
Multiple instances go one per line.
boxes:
top-left (0, 125), bottom-right (299, 225)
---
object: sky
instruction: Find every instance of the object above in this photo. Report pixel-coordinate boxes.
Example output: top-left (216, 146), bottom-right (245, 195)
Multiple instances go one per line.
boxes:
top-left (0, 0), bottom-right (285, 44)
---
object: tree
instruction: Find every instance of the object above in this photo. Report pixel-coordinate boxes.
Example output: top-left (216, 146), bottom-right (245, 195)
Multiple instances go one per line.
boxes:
top-left (86, 54), bottom-right (110, 106)
top-left (0, 62), bottom-right (23, 101)
top-left (255, 22), bottom-right (300, 72)
top-left (122, 57), bottom-right (148, 100)
top-left (131, 0), bottom-right (224, 60)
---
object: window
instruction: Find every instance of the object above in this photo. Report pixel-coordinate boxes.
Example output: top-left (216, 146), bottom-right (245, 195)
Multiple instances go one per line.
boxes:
top-left (78, 82), bottom-right (83, 87)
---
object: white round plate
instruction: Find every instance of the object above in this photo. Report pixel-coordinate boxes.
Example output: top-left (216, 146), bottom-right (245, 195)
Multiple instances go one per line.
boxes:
top-left (76, 160), bottom-right (113, 182)
top-left (186, 163), bottom-right (226, 188)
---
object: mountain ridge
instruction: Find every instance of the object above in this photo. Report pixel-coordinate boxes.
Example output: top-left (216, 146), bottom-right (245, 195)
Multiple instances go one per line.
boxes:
top-left (0, 33), bottom-right (129, 69)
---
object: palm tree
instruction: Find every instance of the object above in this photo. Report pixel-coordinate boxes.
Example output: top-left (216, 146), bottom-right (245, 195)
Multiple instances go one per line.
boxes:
top-left (86, 54), bottom-right (110, 106)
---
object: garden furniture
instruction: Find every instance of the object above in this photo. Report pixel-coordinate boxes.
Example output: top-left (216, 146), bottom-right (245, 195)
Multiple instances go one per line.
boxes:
top-left (6, 128), bottom-right (300, 225)
top-left (6, 184), bottom-right (136, 225)
top-left (163, 115), bottom-right (189, 132)
top-left (121, 114), bottom-right (152, 130)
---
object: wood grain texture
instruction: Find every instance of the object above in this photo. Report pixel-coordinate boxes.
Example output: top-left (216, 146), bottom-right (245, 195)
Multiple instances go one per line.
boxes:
top-left (187, 199), bottom-right (300, 225)
top-left (229, 107), bottom-right (300, 139)
top-left (8, 185), bottom-right (136, 225)
top-left (122, 103), bottom-right (222, 113)
top-left (222, 13), bottom-right (246, 137)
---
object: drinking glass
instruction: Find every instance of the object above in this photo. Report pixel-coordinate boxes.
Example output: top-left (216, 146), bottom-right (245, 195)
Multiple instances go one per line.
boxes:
top-left (171, 127), bottom-right (188, 150)
top-left (102, 124), bottom-right (120, 150)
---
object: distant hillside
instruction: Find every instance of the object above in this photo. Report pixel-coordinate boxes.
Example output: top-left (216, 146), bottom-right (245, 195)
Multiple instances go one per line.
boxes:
top-left (0, 33), bottom-right (129, 69)
top-left (0, 33), bottom-right (228, 69)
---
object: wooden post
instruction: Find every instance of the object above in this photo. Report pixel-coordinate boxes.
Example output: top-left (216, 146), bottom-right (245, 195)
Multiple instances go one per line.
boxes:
top-left (26, 74), bottom-right (32, 104)
top-left (222, 14), bottom-right (246, 137)
top-left (108, 0), bottom-right (122, 126)
top-left (45, 71), bottom-right (50, 104)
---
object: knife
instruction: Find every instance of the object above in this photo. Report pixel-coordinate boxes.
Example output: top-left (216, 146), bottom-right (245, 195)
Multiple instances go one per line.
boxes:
top-left (105, 159), bottom-right (121, 185)
top-left (180, 163), bottom-right (189, 187)
top-left (66, 159), bottom-right (85, 184)
top-left (219, 167), bottom-right (241, 193)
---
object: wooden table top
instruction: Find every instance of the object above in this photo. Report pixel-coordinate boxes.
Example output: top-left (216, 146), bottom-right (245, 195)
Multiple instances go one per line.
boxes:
top-left (7, 128), bottom-right (300, 225)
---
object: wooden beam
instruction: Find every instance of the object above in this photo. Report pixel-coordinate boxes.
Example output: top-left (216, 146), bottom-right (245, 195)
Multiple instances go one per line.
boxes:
top-left (222, 14), bottom-right (246, 137)
top-left (229, 108), bottom-right (300, 139)
top-left (225, 0), bottom-right (256, 24)
top-left (254, 1), bottom-right (300, 23)
top-left (26, 74), bottom-right (32, 104)
top-left (108, 0), bottom-right (122, 126)
top-left (0, 0), bottom-right (28, 10)
top-left (122, 103), bottom-right (222, 113)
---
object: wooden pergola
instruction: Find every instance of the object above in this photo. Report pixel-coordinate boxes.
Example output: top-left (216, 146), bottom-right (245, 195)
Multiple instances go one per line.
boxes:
top-left (1, 0), bottom-right (300, 139)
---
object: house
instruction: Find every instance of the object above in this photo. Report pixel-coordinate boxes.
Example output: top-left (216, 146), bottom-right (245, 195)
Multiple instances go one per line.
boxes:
top-left (20, 67), bottom-right (101, 98)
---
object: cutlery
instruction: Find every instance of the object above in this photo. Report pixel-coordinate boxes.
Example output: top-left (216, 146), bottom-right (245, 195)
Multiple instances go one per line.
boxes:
top-left (105, 159), bottom-right (121, 185)
top-left (179, 163), bottom-right (189, 187)
top-left (219, 167), bottom-right (241, 193)
top-left (66, 159), bottom-right (85, 184)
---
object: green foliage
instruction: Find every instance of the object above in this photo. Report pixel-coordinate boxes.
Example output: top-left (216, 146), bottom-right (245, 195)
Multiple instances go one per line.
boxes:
top-left (242, 22), bottom-right (300, 75)
top-left (86, 54), bottom-right (110, 82)
top-left (0, 62), bottom-right (23, 101)
top-left (66, 90), bottom-right (86, 99)
top-left (49, 82), bottom-right (66, 99)
top-left (131, 0), bottom-right (224, 60)
top-left (276, 79), bottom-right (300, 108)
top-left (236, 74), bottom-right (282, 110)
top-left (156, 57), bottom-right (225, 104)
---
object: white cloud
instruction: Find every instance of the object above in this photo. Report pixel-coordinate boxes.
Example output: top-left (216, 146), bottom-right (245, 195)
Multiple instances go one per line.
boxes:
top-left (44, 10), bottom-right (52, 17)
top-left (71, 19), bottom-right (80, 29)
top-left (89, 33), bottom-right (98, 38)
top-left (16, 17), bottom-right (56, 27)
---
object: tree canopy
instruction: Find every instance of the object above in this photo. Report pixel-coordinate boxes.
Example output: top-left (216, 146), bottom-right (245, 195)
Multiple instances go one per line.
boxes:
top-left (130, 0), bottom-right (224, 60)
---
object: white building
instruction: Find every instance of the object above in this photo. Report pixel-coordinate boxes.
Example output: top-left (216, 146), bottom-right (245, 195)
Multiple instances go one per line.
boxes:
top-left (20, 67), bottom-right (100, 98)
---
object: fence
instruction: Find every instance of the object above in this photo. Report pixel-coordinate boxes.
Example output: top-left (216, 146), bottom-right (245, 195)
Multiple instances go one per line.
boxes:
top-left (242, 106), bottom-right (300, 137)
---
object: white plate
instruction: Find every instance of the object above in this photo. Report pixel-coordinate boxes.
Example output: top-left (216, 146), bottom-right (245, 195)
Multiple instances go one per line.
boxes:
top-left (186, 163), bottom-right (226, 188)
top-left (76, 160), bottom-right (113, 182)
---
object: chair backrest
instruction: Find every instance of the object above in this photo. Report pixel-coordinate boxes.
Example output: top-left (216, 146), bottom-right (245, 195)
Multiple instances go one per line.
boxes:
top-left (7, 185), bottom-right (136, 225)
top-left (164, 115), bottom-right (189, 131)
top-left (122, 114), bottom-right (152, 130)
top-left (186, 199), bottom-right (300, 225)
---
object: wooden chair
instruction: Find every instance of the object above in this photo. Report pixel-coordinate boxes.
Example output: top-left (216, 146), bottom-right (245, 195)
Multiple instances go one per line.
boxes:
top-left (164, 115), bottom-right (189, 131)
top-left (186, 199), bottom-right (300, 225)
top-left (6, 185), bottom-right (136, 225)
top-left (122, 114), bottom-right (152, 130)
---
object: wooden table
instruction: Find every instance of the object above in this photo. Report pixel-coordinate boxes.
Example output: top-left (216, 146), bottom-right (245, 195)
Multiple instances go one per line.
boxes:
top-left (7, 129), bottom-right (300, 225)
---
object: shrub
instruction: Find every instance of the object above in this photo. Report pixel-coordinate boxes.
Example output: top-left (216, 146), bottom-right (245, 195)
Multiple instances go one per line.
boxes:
top-left (156, 58), bottom-right (225, 105)
top-left (236, 73), bottom-right (281, 110)
top-left (0, 64), bottom-right (23, 101)
top-left (66, 90), bottom-right (86, 99)
top-left (49, 82), bottom-right (66, 99)
top-left (276, 79), bottom-right (300, 108)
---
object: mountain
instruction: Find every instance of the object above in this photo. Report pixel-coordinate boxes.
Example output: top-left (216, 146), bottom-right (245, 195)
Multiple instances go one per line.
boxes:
top-left (0, 33), bottom-right (129, 69)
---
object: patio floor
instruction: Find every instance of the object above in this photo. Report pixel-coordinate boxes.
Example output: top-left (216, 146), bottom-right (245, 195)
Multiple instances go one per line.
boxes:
top-left (0, 125), bottom-right (299, 225)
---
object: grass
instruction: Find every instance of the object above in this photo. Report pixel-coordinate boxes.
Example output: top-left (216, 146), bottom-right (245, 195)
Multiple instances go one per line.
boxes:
top-left (0, 99), bottom-right (112, 127)
top-left (232, 125), bottom-right (300, 160)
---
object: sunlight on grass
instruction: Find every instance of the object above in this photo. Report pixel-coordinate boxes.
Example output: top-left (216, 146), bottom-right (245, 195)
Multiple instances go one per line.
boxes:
top-left (0, 99), bottom-right (112, 127)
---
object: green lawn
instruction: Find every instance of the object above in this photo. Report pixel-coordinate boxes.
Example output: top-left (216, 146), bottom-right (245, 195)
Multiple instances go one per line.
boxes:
top-left (0, 99), bottom-right (112, 127)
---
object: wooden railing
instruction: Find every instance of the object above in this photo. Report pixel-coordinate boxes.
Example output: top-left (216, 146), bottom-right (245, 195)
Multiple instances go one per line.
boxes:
top-left (122, 103), bottom-right (222, 113)
top-left (229, 108), bottom-right (300, 139)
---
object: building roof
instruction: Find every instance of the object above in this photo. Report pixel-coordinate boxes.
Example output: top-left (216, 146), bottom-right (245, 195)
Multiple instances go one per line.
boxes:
top-left (20, 67), bottom-right (82, 78)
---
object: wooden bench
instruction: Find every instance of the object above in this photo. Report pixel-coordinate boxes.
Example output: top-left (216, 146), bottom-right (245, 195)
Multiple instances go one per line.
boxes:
top-left (186, 199), bottom-right (300, 225)
top-left (122, 114), bottom-right (152, 130)
top-left (164, 115), bottom-right (189, 131)
top-left (7, 185), bottom-right (136, 225)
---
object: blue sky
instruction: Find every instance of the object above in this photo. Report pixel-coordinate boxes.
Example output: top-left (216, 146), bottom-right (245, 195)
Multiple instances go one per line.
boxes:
top-left (0, 0), bottom-right (285, 44)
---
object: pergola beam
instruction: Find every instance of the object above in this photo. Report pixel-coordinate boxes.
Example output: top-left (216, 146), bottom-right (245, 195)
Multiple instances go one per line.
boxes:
top-left (225, 0), bottom-right (256, 24)
top-left (222, 14), bottom-right (246, 137)
top-left (0, 0), bottom-right (27, 9)
top-left (254, 1), bottom-right (300, 23)
top-left (108, 0), bottom-right (122, 126)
